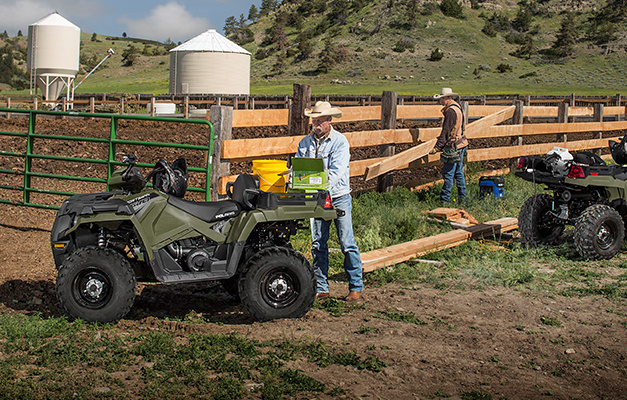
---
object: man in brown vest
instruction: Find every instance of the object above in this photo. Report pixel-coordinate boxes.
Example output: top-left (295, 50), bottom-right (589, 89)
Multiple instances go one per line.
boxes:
top-left (432, 88), bottom-right (468, 204)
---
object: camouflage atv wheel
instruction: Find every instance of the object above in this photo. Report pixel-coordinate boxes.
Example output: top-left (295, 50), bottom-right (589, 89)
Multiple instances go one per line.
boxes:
top-left (56, 246), bottom-right (137, 323)
top-left (238, 246), bottom-right (315, 321)
top-left (519, 194), bottom-right (565, 246)
top-left (574, 204), bottom-right (624, 260)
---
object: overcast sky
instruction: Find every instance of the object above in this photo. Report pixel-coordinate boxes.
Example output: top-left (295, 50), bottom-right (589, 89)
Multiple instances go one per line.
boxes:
top-left (0, 0), bottom-right (256, 42)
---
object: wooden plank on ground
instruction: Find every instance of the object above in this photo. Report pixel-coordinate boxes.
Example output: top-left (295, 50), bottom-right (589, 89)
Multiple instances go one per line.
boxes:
top-left (361, 217), bottom-right (518, 273)
top-left (364, 139), bottom-right (436, 181)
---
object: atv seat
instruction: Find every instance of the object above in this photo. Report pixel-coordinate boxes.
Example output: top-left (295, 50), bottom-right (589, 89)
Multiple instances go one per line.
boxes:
top-left (167, 196), bottom-right (242, 224)
top-left (226, 174), bottom-right (261, 211)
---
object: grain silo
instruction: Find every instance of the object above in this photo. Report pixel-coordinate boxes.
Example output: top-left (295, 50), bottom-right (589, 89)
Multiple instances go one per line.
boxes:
top-left (169, 29), bottom-right (251, 95)
top-left (27, 12), bottom-right (80, 101)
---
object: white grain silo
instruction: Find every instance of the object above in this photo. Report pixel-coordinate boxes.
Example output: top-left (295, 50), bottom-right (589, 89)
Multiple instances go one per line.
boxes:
top-left (27, 12), bottom-right (80, 101)
top-left (169, 29), bottom-right (251, 95)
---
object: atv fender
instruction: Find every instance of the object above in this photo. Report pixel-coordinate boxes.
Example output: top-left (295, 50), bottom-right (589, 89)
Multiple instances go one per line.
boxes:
top-left (226, 205), bottom-right (338, 243)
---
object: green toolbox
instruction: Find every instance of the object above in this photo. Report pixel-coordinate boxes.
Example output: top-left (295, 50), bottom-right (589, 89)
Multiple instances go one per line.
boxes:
top-left (289, 157), bottom-right (328, 191)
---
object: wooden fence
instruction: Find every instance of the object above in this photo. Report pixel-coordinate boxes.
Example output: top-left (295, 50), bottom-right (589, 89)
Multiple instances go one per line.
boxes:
top-left (209, 91), bottom-right (627, 200)
top-left (2, 92), bottom-right (625, 117)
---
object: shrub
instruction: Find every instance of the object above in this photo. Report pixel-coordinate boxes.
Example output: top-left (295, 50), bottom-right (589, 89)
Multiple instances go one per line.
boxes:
top-left (429, 48), bottom-right (444, 61)
top-left (440, 0), bottom-right (464, 19)
top-left (496, 63), bottom-right (512, 73)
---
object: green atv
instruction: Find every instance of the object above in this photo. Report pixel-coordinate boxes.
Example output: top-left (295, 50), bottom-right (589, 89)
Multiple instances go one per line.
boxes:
top-left (50, 154), bottom-right (339, 323)
top-left (515, 138), bottom-right (627, 260)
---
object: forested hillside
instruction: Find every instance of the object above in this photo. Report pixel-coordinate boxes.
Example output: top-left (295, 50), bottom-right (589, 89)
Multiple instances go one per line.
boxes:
top-left (0, 0), bottom-right (625, 94)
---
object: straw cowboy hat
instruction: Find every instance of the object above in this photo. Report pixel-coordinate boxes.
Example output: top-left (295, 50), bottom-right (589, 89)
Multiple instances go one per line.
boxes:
top-left (433, 88), bottom-right (459, 99)
top-left (304, 101), bottom-right (343, 118)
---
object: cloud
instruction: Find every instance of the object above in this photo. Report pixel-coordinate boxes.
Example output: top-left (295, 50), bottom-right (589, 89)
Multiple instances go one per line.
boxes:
top-left (120, 2), bottom-right (211, 43)
top-left (0, 0), bottom-right (104, 35)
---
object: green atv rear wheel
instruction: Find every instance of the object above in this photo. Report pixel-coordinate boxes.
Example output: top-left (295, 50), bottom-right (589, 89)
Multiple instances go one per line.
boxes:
top-left (519, 194), bottom-right (565, 246)
top-left (56, 246), bottom-right (137, 323)
top-left (574, 204), bottom-right (624, 260)
top-left (238, 246), bottom-right (315, 321)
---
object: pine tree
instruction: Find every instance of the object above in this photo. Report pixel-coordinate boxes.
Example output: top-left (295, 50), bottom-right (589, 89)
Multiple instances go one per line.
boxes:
top-left (248, 4), bottom-right (259, 21)
top-left (552, 12), bottom-right (578, 57)
top-left (224, 16), bottom-right (237, 36)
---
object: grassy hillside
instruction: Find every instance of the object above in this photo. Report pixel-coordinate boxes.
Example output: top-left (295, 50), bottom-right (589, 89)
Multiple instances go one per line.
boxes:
top-left (0, 0), bottom-right (625, 97)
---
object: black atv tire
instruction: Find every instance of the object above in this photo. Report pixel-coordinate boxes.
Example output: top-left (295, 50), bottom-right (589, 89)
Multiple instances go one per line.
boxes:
top-left (56, 246), bottom-right (137, 323)
top-left (238, 246), bottom-right (315, 321)
top-left (574, 204), bottom-right (624, 260)
top-left (221, 275), bottom-right (240, 301)
top-left (519, 194), bottom-right (565, 246)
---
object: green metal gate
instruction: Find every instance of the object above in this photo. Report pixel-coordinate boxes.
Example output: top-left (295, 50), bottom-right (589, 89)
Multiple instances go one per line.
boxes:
top-left (0, 108), bottom-right (214, 209)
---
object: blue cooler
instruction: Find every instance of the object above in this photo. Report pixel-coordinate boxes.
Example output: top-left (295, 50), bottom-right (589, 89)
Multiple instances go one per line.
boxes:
top-left (479, 176), bottom-right (505, 199)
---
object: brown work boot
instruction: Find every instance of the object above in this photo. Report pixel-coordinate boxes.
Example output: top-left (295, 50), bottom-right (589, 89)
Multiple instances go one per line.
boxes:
top-left (344, 291), bottom-right (361, 302)
top-left (315, 292), bottom-right (330, 300)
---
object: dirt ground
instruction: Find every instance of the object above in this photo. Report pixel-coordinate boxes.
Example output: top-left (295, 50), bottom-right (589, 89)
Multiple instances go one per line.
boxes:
top-left (1, 204), bottom-right (626, 399)
top-left (0, 116), bottom-right (626, 399)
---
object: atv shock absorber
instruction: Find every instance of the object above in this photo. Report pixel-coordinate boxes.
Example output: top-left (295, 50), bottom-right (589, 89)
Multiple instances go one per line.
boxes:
top-left (97, 228), bottom-right (106, 247)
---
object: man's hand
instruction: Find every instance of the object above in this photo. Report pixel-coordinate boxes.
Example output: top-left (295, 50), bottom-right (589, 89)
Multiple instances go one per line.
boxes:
top-left (430, 148), bottom-right (438, 154)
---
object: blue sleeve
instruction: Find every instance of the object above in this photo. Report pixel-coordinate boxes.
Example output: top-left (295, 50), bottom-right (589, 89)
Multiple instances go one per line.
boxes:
top-left (327, 136), bottom-right (350, 191)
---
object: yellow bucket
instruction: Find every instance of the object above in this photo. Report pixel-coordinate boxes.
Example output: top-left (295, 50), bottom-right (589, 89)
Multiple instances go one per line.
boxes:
top-left (252, 159), bottom-right (288, 193)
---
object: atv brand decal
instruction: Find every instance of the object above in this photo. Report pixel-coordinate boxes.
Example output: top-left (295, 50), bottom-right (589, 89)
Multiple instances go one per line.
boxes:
top-left (215, 211), bottom-right (238, 220)
top-left (128, 193), bottom-right (159, 217)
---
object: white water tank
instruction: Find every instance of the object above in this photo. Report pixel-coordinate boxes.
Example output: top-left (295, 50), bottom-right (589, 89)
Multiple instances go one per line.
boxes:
top-left (169, 29), bottom-right (251, 95)
top-left (27, 12), bottom-right (80, 101)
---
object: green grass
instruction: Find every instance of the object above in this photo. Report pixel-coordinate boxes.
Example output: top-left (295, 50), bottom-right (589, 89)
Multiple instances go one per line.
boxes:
top-left (0, 314), bottom-right (387, 398)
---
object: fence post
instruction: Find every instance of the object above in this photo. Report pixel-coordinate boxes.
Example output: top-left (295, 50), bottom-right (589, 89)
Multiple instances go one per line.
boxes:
top-left (289, 84), bottom-right (311, 137)
top-left (569, 93), bottom-right (575, 106)
top-left (184, 95), bottom-right (189, 119)
top-left (512, 100), bottom-right (524, 146)
top-left (558, 102), bottom-right (569, 142)
top-left (210, 105), bottom-right (233, 201)
top-left (5, 97), bottom-right (10, 119)
top-left (89, 97), bottom-right (95, 113)
top-left (33, 97), bottom-right (38, 111)
top-left (119, 97), bottom-right (124, 115)
top-left (524, 95), bottom-right (530, 106)
top-left (378, 91), bottom-right (397, 193)
top-left (594, 104), bottom-right (604, 156)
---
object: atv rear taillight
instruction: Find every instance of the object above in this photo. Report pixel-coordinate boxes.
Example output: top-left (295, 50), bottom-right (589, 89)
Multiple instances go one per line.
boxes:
top-left (568, 165), bottom-right (586, 179)
top-left (324, 194), bottom-right (333, 208)
top-left (517, 156), bottom-right (527, 169)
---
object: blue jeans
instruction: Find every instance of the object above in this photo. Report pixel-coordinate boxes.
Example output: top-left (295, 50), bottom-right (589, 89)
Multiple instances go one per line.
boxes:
top-left (441, 147), bottom-right (467, 203)
top-left (311, 193), bottom-right (363, 293)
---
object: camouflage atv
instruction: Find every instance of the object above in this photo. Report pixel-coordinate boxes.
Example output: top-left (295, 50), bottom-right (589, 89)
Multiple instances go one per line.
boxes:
top-left (515, 137), bottom-right (627, 260)
top-left (51, 155), bottom-right (339, 323)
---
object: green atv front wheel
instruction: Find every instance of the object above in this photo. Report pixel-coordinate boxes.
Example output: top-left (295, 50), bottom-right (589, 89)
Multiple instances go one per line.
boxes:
top-left (238, 246), bottom-right (316, 321)
top-left (574, 204), bottom-right (624, 260)
top-left (56, 246), bottom-right (137, 323)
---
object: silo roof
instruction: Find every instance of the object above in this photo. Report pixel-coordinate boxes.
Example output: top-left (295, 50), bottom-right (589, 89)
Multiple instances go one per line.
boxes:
top-left (30, 12), bottom-right (79, 29)
top-left (171, 29), bottom-right (251, 55)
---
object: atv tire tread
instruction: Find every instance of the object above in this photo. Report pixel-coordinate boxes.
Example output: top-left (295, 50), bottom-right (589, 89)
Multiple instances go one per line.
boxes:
top-left (56, 246), bottom-right (137, 323)
top-left (574, 204), bottom-right (624, 260)
top-left (238, 246), bottom-right (315, 321)
top-left (519, 194), bottom-right (565, 246)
